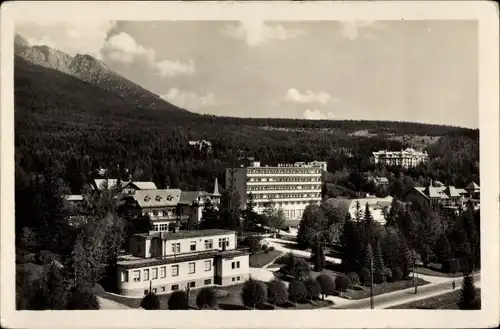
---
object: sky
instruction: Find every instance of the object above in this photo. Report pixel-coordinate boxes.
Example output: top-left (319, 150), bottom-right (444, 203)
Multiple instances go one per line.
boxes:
top-left (15, 20), bottom-right (478, 128)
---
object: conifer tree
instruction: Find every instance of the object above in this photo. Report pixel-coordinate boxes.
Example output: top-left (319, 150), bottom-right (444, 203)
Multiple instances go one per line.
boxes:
top-left (458, 273), bottom-right (478, 310)
top-left (373, 240), bottom-right (385, 272)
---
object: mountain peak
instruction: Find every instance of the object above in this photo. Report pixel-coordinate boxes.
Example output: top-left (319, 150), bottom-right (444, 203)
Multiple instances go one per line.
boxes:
top-left (70, 53), bottom-right (110, 73)
top-left (14, 34), bottom-right (30, 54)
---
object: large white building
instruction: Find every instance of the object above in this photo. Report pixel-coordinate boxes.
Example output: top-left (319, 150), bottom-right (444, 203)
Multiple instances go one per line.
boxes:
top-left (116, 228), bottom-right (250, 297)
top-left (225, 161), bottom-right (327, 221)
top-left (371, 148), bottom-right (429, 168)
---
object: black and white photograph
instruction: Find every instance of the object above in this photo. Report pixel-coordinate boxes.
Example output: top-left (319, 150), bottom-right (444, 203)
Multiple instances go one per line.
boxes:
top-left (1, 1), bottom-right (499, 329)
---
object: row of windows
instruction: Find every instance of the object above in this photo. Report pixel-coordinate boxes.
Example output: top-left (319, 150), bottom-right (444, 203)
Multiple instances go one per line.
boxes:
top-left (247, 185), bottom-right (322, 191)
top-left (251, 200), bottom-right (317, 207)
top-left (170, 238), bottom-right (228, 254)
top-left (246, 169), bottom-right (321, 175)
top-left (247, 177), bottom-right (320, 182)
top-left (252, 193), bottom-right (321, 199)
top-left (144, 279), bottom-right (213, 295)
top-left (144, 209), bottom-right (176, 217)
top-left (123, 260), bottom-right (213, 283)
top-left (154, 224), bottom-right (170, 231)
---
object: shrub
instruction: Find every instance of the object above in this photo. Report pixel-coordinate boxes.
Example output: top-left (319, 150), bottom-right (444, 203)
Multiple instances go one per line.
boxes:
top-left (316, 274), bottom-right (336, 300)
top-left (262, 244), bottom-right (269, 252)
top-left (140, 292), bottom-right (160, 310)
top-left (168, 290), bottom-right (189, 310)
top-left (213, 289), bottom-right (229, 298)
top-left (274, 252), bottom-right (294, 265)
top-left (67, 287), bottom-right (100, 310)
top-left (267, 279), bottom-right (288, 307)
top-left (358, 267), bottom-right (371, 286)
top-left (346, 272), bottom-right (360, 286)
top-left (268, 246), bottom-right (275, 252)
top-left (382, 267), bottom-right (392, 281)
top-left (335, 275), bottom-right (351, 292)
top-left (391, 267), bottom-right (403, 281)
top-left (241, 279), bottom-right (267, 309)
top-left (287, 258), bottom-right (311, 281)
top-left (443, 258), bottom-right (459, 274)
top-left (304, 278), bottom-right (321, 301)
top-left (288, 279), bottom-right (307, 305)
top-left (242, 235), bottom-right (263, 254)
top-left (196, 287), bottom-right (217, 309)
top-left (374, 270), bottom-right (385, 284)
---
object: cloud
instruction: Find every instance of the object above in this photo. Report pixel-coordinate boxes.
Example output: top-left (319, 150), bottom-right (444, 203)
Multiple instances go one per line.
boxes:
top-left (222, 20), bottom-right (305, 47)
top-left (339, 21), bottom-right (377, 40)
top-left (101, 32), bottom-right (156, 63)
top-left (27, 36), bottom-right (56, 48)
top-left (303, 109), bottom-right (335, 120)
top-left (155, 59), bottom-right (195, 77)
top-left (17, 20), bottom-right (116, 59)
top-left (285, 88), bottom-right (337, 105)
top-left (161, 88), bottom-right (216, 109)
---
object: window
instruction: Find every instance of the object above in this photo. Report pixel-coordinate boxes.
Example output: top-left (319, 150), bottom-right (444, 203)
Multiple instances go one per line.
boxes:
top-left (231, 262), bottom-right (235, 269)
top-left (143, 269), bottom-right (149, 281)
top-left (204, 239), bottom-right (213, 249)
top-left (232, 277), bottom-right (236, 282)
top-left (160, 266), bottom-right (166, 278)
top-left (204, 260), bottom-right (212, 271)
top-left (226, 240), bottom-right (229, 247)
top-left (237, 276), bottom-right (241, 281)
top-left (152, 210), bottom-right (158, 216)
top-left (204, 279), bottom-right (212, 285)
top-left (190, 241), bottom-right (196, 251)
top-left (152, 288), bottom-right (157, 293)
top-left (171, 265), bottom-right (179, 276)
top-left (172, 284), bottom-right (179, 291)
top-left (161, 287), bottom-right (166, 292)
top-left (237, 261), bottom-right (240, 268)
top-left (144, 290), bottom-right (149, 295)
top-left (121, 271), bottom-right (129, 283)
top-left (188, 262), bottom-right (196, 274)
top-left (171, 243), bottom-right (180, 253)
top-left (133, 270), bottom-right (140, 282)
top-left (189, 281), bottom-right (196, 288)
top-left (151, 268), bottom-right (158, 280)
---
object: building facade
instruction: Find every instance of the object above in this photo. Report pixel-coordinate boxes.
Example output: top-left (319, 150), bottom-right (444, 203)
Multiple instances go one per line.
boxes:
top-left (402, 182), bottom-right (479, 211)
top-left (371, 148), bottom-right (429, 168)
top-left (225, 161), bottom-right (326, 221)
top-left (116, 229), bottom-right (250, 297)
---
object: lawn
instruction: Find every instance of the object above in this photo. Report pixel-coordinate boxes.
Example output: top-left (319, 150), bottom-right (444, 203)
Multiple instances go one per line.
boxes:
top-left (98, 280), bottom-right (334, 310)
top-left (249, 250), bottom-right (283, 268)
top-left (413, 264), bottom-right (479, 278)
top-left (389, 288), bottom-right (481, 309)
top-left (345, 277), bottom-right (429, 300)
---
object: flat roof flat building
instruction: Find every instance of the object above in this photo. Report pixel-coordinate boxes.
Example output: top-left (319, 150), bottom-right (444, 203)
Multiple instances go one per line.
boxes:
top-left (225, 161), bottom-right (327, 221)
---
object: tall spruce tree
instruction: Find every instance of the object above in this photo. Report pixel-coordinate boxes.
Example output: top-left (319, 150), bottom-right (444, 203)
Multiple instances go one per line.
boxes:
top-left (200, 198), bottom-right (220, 229)
top-left (373, 240), bottom-right (385, 273)
top-left (340, 218), bottom-right (363, 272)
top-left (458, 273), bottom-right (478, 310)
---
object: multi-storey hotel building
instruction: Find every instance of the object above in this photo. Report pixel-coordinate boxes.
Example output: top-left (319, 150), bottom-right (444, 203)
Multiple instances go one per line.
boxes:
top-left (225, 161), bottom-right (326, 221)
top-left (371, 148), bottom-right (429, 168)
top-left (116, 228), bottom-right (250, 297)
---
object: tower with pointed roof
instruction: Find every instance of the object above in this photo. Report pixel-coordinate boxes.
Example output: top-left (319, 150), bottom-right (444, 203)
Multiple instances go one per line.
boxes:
top-left (210, 177), bottom-right (221, 207)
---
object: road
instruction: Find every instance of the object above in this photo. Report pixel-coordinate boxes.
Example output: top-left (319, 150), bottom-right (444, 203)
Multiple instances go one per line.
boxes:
top-left (330, 273), bottom-right (481, 309)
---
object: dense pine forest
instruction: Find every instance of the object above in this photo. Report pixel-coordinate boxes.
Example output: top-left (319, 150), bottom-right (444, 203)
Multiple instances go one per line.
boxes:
top-left (15, 56), bottom-right (479, 196)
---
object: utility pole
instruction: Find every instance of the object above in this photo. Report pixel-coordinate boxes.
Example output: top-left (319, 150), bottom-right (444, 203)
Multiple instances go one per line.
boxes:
top-left (370, 257), bottom-right (374, 309)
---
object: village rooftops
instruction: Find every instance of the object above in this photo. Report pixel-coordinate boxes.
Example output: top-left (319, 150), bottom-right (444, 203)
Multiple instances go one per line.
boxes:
top-left (133, 228), bottom-right (235, 241)
top-left (117, 248), bottom-right (250, 269)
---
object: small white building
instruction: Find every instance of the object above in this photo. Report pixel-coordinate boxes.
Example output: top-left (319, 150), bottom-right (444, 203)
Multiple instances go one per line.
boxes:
top-left (116, 229), bottom-right (250, 297)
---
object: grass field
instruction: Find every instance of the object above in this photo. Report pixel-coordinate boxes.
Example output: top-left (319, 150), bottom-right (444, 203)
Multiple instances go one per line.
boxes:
top-left (249, 250), bottom-right (283, 268)
top-left (346, 278), bottom-right (429, 300)
top-left (389, 288), bottom-right (481, 309)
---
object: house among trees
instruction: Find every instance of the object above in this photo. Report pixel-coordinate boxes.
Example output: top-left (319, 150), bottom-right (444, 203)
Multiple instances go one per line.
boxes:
top-left (402, 181), bottom-right (480, 211)
top-left (117, 228), bottom-right (250, 297)
top-left (90, 178), bottom-right (158, 194)
top-left (325, 196), bottom-right (396, 225)
top-left (179, 178), bottom-right (222, 223)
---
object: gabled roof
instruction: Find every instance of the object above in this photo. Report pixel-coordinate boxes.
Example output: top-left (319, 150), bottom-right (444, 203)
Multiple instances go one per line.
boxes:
top-left (466, 182), bottom-right (480, 190)
top-left (444, 186), bottom-right (460, 197)
top-left (179, 191), bottom-right (209, 205)
top-left (93, 179), bottom-right (119, 190)
top-left (123, 181), bottom-right (158, 190)
top-left (133, 189), bottom-right (182, 208)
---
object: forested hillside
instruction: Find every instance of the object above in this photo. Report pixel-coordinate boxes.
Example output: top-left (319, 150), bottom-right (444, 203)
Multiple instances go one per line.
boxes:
top-left (14, 56), bottom-right (479, 195)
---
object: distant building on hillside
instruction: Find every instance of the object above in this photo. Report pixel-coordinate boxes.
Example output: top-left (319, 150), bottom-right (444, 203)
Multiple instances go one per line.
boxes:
top-left (225, 160), bottom-right (327, 221)
top-left (116, 228), bottom-right (250, 297)
top-left (188, 140), bottom-right (212, 153)
top-left (90, 178), bottom-right (158, 194)
top-left (371, 148), bottom-right (429, 168)
top-left (325, 196), bottom-right (396, 225)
